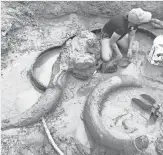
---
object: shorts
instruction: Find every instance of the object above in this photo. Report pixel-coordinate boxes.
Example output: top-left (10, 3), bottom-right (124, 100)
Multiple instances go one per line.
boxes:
top-left (101, 29), bottom-right (111, 39)
top-left (101, 29), bottom-right (127, 41)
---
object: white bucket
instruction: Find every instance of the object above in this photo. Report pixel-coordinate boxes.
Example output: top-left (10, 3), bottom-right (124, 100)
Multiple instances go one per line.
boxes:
top-left (153, 35), bottom-right (163, 45)
top-left (147, 35), bottom-right (163, 66)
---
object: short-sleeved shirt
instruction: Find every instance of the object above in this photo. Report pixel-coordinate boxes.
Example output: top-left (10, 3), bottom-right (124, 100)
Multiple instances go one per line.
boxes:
top-left (102, 14), bottom-right (138, 40)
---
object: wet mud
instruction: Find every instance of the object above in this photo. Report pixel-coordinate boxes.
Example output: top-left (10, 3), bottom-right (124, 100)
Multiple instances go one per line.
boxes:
top-left (1, 15), bottom-right (163, 155)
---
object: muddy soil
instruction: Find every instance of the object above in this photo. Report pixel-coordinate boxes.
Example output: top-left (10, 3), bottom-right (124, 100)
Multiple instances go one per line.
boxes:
top-left (2, 1), bottom-right (163, 69)
top-left (1, 1), bottom-right (163, 155)
top-left (2, 29), bottom-right (163, 155)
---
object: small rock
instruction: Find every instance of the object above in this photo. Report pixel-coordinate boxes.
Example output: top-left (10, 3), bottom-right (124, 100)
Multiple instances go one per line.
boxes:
top-left (155, 136), bottom-right (163, 155)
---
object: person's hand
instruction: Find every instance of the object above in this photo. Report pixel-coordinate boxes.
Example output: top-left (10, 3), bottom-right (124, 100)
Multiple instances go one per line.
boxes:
top-left (127, 48), bottom-right (133, 59)
top-left (150, 18), bottom-right (163, 29)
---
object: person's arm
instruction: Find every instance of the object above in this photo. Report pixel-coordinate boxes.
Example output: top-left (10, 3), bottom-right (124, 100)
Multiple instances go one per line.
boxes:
top-left (150, 18), bottom-right (163, 29)
top-left (128, 29), bottom-right (136, 49)
top-left (110, 32), bottom-right (123, 58)
top-left (127, 29), bottom-right (136, 58)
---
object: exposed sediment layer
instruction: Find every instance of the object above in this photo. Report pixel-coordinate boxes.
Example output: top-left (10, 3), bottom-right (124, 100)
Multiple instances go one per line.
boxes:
top-left (83, 75), bottom-right (147, 151)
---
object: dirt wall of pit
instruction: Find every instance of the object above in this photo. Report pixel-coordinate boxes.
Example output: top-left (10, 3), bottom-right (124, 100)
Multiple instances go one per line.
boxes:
top-left (1, 1), bottom-right (163, 69)
top-left (6, 1), bottom-right (163, 18)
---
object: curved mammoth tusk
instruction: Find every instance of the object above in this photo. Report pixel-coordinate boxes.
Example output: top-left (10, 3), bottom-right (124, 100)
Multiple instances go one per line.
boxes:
top-left (1, 70), bottom-right (69, 131)
top-left (83, 75), bottom-right (149, 152)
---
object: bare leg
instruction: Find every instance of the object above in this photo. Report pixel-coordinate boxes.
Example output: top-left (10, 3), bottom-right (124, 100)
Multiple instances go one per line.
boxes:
top-left (101, 38), bottom-right (125, 62)
top-left (117, 34), bottom-right (129, 52)
top-left (118, 35), bottom-right (140, 62)
top-left (100, 38), bottom-right (120, 73)
top-left (101, 38), bottom-right (113, 62)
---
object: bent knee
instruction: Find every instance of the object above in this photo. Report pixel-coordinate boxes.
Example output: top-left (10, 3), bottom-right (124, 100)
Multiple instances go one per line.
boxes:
top-left (117, 34), bottom-right (129, 50)
top-left (101, 54), bottom-right (112, 62)
top-left (101, 47), bottom-right (113, 62)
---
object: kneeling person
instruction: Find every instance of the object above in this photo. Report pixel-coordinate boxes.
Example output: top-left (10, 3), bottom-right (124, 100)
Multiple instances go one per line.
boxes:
top-left (101, 8), bottom-right (152, 62)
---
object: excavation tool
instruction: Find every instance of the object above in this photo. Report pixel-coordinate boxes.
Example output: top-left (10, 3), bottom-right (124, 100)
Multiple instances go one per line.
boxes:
top-left (132, 94), bottom-right (162, 124)
top-left (148, 103), bottom-right (162, 124)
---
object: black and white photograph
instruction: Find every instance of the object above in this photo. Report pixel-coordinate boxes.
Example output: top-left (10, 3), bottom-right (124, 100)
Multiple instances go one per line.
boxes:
top-left (1, 1), bottom-right (163, 155)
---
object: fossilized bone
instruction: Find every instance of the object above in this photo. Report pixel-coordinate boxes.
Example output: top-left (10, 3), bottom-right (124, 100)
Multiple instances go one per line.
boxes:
top-left (1, 30), bottom-right (100, 131)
